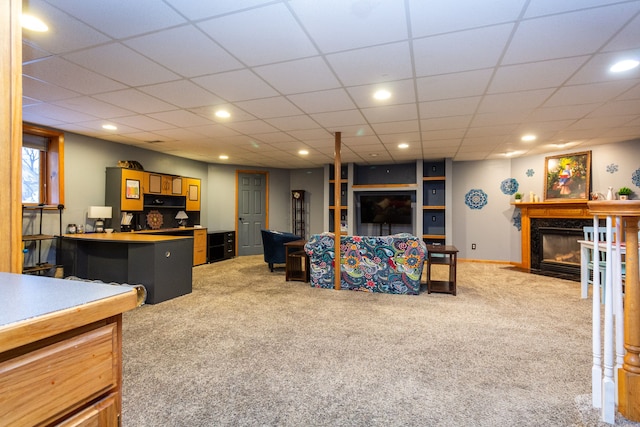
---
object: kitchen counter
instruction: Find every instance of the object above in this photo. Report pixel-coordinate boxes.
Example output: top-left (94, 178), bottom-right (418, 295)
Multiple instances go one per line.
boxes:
top-left (0, 272), bottom-right (138, 425)
top-left (62, 232), bottom-right (191, 242)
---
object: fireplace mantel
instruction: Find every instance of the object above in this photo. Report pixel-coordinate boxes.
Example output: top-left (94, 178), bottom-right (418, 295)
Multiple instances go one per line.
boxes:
top-left (512, 201), bottom-right (591, 269)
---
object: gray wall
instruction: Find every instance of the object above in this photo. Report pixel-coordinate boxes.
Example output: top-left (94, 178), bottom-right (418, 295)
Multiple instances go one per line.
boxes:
top-left (26, 127), bottom-right (639, 266)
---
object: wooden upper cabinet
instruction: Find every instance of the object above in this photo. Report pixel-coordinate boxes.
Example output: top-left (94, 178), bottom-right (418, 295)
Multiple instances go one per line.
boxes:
top-left (146, 173), bottom-right (182, 195)
top-left (120, 169), bottom-right (143, 212)
top-left (185, 178), bottom-right (201, 211)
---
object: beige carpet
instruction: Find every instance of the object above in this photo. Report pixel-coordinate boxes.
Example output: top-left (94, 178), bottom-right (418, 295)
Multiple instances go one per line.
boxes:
top-left (120, 255), bottom-right (638, 426)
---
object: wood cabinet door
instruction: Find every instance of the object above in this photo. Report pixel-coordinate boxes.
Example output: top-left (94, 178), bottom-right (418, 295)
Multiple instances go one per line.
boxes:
top-left (120, 169), bottom-right (143, 211)
top-left (172, 176), bottom-right (183, 195)
top-left (147, 173), bottom-right (162, 194)
top-left (57, 393), bottom-right (118, 427)
top-left (185, 178), bottom-right (201, 211)
top-left (193, 228), bottom-right (207, 265)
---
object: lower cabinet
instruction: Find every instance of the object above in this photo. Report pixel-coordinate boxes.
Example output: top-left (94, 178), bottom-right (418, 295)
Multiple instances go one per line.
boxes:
top-left (208, 230), bottom-right (235, 262)
top-left (0, 322), bottom-right (122, 426)
top-left (193, 228), bottom-right (207, 266)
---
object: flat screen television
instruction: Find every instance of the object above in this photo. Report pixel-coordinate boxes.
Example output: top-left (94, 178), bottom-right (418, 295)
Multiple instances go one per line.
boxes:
top-left (359, 194), bottom-right (412, 225)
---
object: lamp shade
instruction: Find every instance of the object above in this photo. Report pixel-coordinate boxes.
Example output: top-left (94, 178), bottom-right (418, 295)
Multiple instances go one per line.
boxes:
top-left (175, 211), bottom-right (188, 220)
top-left (88, 206), bottom-right (112, 219)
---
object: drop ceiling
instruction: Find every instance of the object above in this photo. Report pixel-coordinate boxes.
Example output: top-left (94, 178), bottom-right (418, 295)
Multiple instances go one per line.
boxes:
top-left (21, 0), bottom-right (640, 168)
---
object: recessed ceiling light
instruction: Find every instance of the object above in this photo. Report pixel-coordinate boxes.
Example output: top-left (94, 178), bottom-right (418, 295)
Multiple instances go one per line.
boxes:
top-left (298, 149), bottom-right (309, 155)
top-left (610, 59), bottom-right (639, 73)
top-left (398, 143), bottom-right (409, 149)
top-left (505, 151), bottom-right (522, 157)
top-left (21, 14), bottom-right (48, 32)
top-left (102, 124), bottom-right (117, 131)
top-left (521, 134), bottom-right (536, 142)
top-left (369, 153), bottom-right (379, 157)
top-left (219, 155), bottom-right (229, 160)
top-left (373, 90), bottom-right (391, 100)
top-left (215, 110), bottom-right (231, 119)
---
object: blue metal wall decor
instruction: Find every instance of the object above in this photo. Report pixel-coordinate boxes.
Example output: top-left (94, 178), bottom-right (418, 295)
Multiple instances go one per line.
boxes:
top-left (512, 209), bottom-right (521, 231)
top-left (607, 163), bottom-right (618, 174)
top-left (465, 189), bottom-right (488, 210)
top-left (633, 168), bottom-right (640, 188)
top-left (500, 178), bottom-right (519, 195)
top-left (526, 168), bottom-right (535, 177)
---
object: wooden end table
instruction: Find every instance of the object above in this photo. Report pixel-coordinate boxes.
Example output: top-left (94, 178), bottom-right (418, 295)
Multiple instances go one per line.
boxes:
top-left (284, 240), bottom-right (309, 282)
top-left (426, 244), bottom-right (459, 295)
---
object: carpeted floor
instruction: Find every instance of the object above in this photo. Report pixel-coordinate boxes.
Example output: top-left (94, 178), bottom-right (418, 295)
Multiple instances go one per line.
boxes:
top-left (120, 256), bottom-right (638, 426)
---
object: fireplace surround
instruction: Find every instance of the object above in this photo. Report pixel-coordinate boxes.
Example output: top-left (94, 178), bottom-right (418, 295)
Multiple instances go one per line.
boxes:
top-left (515, 201), bottom-right (594, 278)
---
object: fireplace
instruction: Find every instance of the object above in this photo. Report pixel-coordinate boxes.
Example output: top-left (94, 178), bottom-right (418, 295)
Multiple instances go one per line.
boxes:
top-left (538, 227), bottom-right (582, 276)
top-left (529, 217), bottom-right (595, 280)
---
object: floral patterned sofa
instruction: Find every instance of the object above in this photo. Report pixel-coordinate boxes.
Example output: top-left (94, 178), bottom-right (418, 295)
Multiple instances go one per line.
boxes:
top-left (303, 232), bottom-right (428, 295)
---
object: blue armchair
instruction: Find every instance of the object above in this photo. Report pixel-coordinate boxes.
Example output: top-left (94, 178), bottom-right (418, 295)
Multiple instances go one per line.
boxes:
top-left (261, 229), bottom-right (303, 272)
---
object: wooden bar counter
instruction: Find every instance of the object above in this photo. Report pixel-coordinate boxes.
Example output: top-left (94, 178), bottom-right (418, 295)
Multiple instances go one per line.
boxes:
top-left (0, 272), bottom-right (138, 426)
top-left (62, 232), bottom-right (193, 304)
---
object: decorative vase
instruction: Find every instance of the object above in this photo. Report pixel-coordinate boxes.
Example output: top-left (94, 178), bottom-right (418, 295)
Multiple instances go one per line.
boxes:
top-left (620, 195), bottom-right (629, 201)
top-left (606, 187), bottom-right (614, 200)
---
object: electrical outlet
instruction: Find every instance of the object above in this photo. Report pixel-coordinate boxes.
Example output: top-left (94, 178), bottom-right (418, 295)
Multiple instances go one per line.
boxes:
top-left (472, 243), bottom-right (477, 250)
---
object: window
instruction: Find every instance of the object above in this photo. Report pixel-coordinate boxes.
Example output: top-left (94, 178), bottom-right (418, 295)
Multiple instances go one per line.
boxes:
top-left (21, 124), bottom-right (64, 206)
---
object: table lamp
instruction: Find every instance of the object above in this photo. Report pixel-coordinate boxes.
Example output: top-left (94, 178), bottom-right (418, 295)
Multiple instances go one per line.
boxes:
top-left (88, 206), bottom-right (112, 233)
top-left (175, 211), bottom-right (188, 228)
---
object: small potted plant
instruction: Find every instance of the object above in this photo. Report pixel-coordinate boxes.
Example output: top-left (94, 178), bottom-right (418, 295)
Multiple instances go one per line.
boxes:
top-left (618, 187), bottom-right (632, 200)
top-left (514, 192), bottom-right (522, 203)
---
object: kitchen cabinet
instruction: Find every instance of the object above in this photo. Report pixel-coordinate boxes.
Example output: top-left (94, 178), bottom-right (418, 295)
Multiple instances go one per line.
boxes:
top-left (185, 177), bottom-right (201, 211)
top-left (146, 173), bottom-right (183, 195)
top-left (0, 272), bottom-right (138, 426)
top-left (105, 167), bottom-right (143, 213)
top-left (193, 228), bottom-right (207, 265)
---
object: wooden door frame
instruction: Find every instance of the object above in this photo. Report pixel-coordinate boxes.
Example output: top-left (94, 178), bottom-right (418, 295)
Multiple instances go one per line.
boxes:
top-left (235, 170), bottom-right (268, 256)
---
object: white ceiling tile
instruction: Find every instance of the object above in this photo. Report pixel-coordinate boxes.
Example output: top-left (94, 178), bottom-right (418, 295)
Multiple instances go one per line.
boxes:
top-left (23, 76), bottom-right (80, 102)
top-left (223, 120), bottom-right (280, 135)
top-left (198, 4), bottom-right (318, 66)
top-left (147, 110), bottom-right (214, 127)
top-left (420, 116), bottom-right (473, 130)
top-left (23, 0), bottom-right (111, 54)
top-left (503, 5), bottom-right (640, 64)
top-left (604, 13), bottom-right (640, 52)
top-left (523, 0), bottom-right (637, 18)
top-left (327, 42), bottom-right (413, 86)
top-left (287, 89), bottom-right (357, 114)
top-left (254, 57), bottom-right (341, 94)
top-left (124, 25), bottom-right (243, 78)
top-left (567, 53), bottom-right (640, 85)
top-left (251, 132), bottom-right (297, 144)
top-left (544, 81), bottom-right (637, 107)
top-left (311, 110), bottom-right (368, 128)
top-left (361, 104), bottom-right (419, 124)
top-left (478, 89), bottom-right (554, 113)
top-left (379, 132), bottom-right (421, 144)
top-left (64, 44), bottom-right (179, 86)
top-left (290, 0), bottom-right (408, 53)
top-left (22, 42), bottom-right (52, 63)
top-left (111, 115), bottom-right (174, 132)
top-left (413, 24), bottom-right (513, 76)
top-left (23, 103), bottom-right (97, 123)
top-left (52, 97), bottom-right (133, 118)
top-left (139, 80), bottom-right (224, 109)
top-left (471, 111), bottom-right (531, 127)
top-left (23, 57), bottom-right (126, 94)
top-left (589, 99), bottom-right (640, 117)
top-left (50, 0), bottom-right (186, 38)
top-left (489, 57), bottom-right (589, 93)
top-left (264, 116), bottom-right (318, 131)
top-left (417, 69), bottom-right (493, 102)
top-left (419, 97), bottom-right (481, 119)
top-left (163, 0), bottom-right (275, 20)
top-left (93, 89), bottom-right (175, 114)
top-left (371, 120), bottom-right (419, 134)
top-left (189, 125), bottom-right (241, 138)
top-left (409, 0), bottom-right (527, 37)
top-left (527, 104), bottom-right (600, 122)
top-left (235, 97), bottom-right (303, 119)
top-left (192, 69), bottom-right (278, 101)
top-left (347, 80), bottom-right (416, 108)
top-left (287, 128), bottom-right (334, 141)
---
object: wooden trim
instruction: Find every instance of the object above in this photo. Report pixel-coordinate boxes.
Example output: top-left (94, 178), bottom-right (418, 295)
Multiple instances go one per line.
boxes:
top-left (0, 0), bottom-right (22, 273)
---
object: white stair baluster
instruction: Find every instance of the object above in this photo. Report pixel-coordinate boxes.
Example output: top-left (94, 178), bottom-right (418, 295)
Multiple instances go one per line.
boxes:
top-left (602, 215), bottom-right (615, 424)
top-left (593, 215), bottom-right (602, 408)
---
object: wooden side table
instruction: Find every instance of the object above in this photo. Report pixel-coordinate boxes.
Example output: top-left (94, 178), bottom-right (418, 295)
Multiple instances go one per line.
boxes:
top-left (284, 240), bottom-right (309, 282)
top-left (426, 244), bottom-right (459, 295)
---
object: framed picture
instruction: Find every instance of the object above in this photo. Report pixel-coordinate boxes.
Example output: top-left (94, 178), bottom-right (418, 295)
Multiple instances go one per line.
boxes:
top-left (125, 179), bottom-right (140, 199)
top-left (544, 151), bottom-right (591, 201)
